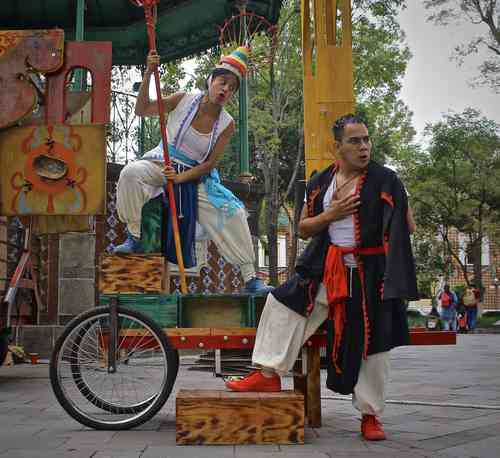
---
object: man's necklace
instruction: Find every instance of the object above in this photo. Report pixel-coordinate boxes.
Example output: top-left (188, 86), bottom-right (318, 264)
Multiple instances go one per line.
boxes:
top-left (332, 172), bottom-right (360, 200)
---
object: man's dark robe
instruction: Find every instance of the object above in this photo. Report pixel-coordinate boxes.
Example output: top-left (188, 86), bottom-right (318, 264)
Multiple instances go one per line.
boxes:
top-left (272, 160), bottom-right (418, 394)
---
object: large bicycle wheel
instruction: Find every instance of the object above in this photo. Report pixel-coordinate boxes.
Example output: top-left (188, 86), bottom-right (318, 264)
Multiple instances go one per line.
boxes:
top-left (50, 306), bottom-right (179, 430)
top-left (69, 320), bottom-right (163, 415)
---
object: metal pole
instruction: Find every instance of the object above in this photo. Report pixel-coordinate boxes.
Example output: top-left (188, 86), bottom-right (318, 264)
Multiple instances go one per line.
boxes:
top-left (238, 4), bottom-right (251, 181)
top-left (239, 75), bottom-right (249, 177)
top-left (75, 0), bottom-right (86, 90)
top-left (139, 66), bottom-right (146, 157)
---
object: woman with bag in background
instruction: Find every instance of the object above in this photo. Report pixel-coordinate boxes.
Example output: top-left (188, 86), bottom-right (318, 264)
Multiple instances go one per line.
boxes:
top-left (439, 284), bottom-right (458, 331)
top-left (463, 284), bottom-right (480, 331)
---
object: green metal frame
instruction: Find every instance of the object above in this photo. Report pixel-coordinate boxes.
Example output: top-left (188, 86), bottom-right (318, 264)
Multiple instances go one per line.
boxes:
top-left (0, 0), bottom-right (283, 65)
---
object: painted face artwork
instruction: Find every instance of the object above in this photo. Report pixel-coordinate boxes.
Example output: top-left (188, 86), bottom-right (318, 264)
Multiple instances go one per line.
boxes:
top-left (208, 73), bottom-right (238, 106)
top-left (336, 123), bottom-right (371, 171)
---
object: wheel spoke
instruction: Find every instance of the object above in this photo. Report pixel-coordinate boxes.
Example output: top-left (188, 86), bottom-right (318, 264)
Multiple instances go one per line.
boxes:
top-left (50, 306), bottom-right (178, 430)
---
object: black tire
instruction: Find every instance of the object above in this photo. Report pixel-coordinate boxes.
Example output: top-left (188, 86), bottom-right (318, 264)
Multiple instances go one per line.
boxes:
top-left (69, 321), bottom-right (160, 415)
top-left (50, 306), bottom-right (179, 430)
top-left (0, 333), bottom-right (8, 366)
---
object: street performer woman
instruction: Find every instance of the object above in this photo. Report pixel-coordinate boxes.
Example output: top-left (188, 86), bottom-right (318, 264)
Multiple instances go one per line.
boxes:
top-left (226, 114), bottom-right (418, 441)
top-left (113, 47), bottom-right (271, 293)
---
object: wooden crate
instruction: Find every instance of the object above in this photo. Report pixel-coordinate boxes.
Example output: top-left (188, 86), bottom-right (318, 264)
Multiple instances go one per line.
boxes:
top-left (178, 294), bottom-right (255, 328)
top-left (99, 254), bottom-right (167, 293)
top-left (176, 389), bottom-right (304, 445)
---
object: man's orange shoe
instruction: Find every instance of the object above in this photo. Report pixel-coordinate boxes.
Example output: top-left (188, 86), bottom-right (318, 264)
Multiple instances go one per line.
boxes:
top-left (361, 415), bottom-right (386, 441)
top-left (225, 370), bottom-right (281, 392)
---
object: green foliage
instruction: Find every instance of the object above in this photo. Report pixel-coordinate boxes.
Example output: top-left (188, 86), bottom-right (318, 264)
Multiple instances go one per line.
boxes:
top-left (353, 8), bottom-right (415, 163)
top-left (411, 228), bottom-right (447, 298)
top-left (424, 0), bottom-right (500, 92)
top-left (400, 108), bottom-right (500, 286)
top-left (159, 60), bottom-right (193, 94)
top-left (454, 284), bottom-right (467, 302)
top-left (477, 311), bottom-right (500, 328)
top-left (406, 310), bottom-right (427, 328)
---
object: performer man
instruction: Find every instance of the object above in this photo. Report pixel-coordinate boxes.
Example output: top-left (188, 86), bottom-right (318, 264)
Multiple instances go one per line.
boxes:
top-left (113, 47), bottom-right (271, 294)
top-left (226, 114), bottom-right (418, 441)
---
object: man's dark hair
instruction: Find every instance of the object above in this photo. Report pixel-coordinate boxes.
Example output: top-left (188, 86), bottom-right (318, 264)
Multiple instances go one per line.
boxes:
top-left (205, 68), bottom-right (240, 90)
top-left (332, 113), bottom-right (368, 142)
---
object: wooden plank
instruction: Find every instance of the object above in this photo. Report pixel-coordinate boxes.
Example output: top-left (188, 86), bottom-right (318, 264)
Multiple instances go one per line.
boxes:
top-left (259, 394), bottom-right (304, 444)
top-left (47, 233), bottom-right (59, 324)
top-left (176, 390), bottom-right (304, 445)
top-left (166, 328), bottom-right (211, 337)
top-left (409, 331), bottom-right (456, 345)
top-left (160, 328), bottom-right (457, 350)
top-left (305, 330), bottom-right (457, 348)
top-left (211, 327), bottom-right (257, 336)
top-left (166, 334), bottom-right (255, 350)
top-left (99, 254), bottom-right (164, 293)
top-left (306, 347), bottom-right (321, 428)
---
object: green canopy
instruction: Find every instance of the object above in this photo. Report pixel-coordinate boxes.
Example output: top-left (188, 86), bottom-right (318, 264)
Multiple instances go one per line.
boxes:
top-left (0, 0), bottom-right (282, 65)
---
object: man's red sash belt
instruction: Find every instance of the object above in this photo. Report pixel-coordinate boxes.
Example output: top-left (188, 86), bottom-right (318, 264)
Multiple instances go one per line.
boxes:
top-left (323, 244), bottom-right (385, 373)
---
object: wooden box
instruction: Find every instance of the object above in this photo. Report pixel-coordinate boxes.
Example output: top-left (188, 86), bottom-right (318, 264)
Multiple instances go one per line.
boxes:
top-left (176, 389), bottom-right (304, 445)
top-left (99, 254), bottom-right (167, 294)
top-left (178, 294), bottom-right (256, 328)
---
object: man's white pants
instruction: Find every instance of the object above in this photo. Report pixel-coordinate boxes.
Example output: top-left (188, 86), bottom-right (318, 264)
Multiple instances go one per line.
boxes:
top-left (116, 160), bottom-right (256, 282)
top-left (253, 284), bottom-right (390, 416)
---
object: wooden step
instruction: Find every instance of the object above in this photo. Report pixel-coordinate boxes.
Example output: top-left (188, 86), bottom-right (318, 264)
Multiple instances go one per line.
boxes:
top-left (176, 389), bottom-right (304, 445)
top-left (99, 254), bottom-right (168, 294)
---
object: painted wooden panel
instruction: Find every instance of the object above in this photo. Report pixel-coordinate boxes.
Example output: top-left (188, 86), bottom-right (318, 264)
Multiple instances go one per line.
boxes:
top-left (176, 390), bottom-right (304, 445)
top-left (0, 29), bottom-right (64, 129)
top-left (99, 254), bottom-right (166, 294)
top-left (0, 124), bottom-right (106, 216)
top-left (45, 41), bottom-right (112, 124)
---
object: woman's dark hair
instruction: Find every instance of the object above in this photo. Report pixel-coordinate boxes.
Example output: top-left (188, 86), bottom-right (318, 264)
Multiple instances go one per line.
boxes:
top-left (332, 113), bottom-right (368, 142)
top-left (205, 68), bottom-right (240, 90)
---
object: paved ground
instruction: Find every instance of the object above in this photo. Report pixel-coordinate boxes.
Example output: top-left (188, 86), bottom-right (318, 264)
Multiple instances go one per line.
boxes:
top-left (1, 334), bottom-right (500, 458)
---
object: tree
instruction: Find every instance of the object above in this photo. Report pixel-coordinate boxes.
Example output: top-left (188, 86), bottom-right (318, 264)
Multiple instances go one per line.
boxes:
top-left (137, 61), bottom-right (194, 157)
top-left (254, 0), bottom-right (415, 282)
top-left (400, 108), bottom-right (500, 290)
top-left (424, 0), bottom-right (500, 92)
top-left (202, 0), bottom-right (414, 283)
top-left (411, 227), bottom-right (448, 298)
top-left (248, 0), bottom-right (304, 285)
top-left (107, 61), bottom-right (192, 162)
top-left (353, 4), bottom-right (416, 163)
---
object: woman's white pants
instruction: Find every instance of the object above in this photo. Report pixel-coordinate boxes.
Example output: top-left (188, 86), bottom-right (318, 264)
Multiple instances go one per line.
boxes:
top-left (116, 160), bottom-right (256, 281)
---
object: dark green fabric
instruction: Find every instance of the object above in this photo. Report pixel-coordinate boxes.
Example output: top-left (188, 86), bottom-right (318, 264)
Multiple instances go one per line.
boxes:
top-left (140, 195), bottom-right (164, 254)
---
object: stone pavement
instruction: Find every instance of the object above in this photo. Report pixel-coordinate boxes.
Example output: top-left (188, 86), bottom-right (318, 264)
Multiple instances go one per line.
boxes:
top-left (1, 334), bottom-right (500, 458)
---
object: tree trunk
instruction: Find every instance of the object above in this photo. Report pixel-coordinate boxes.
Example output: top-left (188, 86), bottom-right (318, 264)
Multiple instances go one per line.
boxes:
top-left (288, 179), bottom-right (306, 278)
top-left (471, 238), bottom-right (483, 292)
top-left (267, 149), bottom-right (280, 285)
